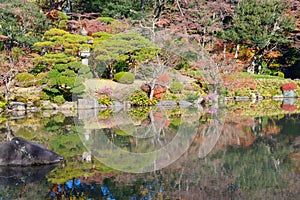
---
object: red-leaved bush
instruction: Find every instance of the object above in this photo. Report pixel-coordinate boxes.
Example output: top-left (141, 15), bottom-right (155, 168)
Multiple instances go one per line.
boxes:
top-left (281, 104), bottom-right (297, 112)
top-left (281, 82), bottom-right (297, 91)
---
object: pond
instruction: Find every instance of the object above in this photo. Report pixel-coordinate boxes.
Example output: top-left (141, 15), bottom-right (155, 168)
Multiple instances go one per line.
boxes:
top-left (0, 100), bottom-right (300, 199)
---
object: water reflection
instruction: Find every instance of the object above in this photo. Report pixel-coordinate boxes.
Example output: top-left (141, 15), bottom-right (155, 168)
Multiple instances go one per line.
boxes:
top-left (0, 164), bottom-right (59, 186)
top-left (0, 101), bottom-right (300, 199)
top-left (75, 106), bottom-right (213, 173)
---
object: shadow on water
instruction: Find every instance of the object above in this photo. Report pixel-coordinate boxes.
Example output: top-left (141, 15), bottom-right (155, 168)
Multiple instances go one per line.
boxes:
top-left (0, 164), bottom-right (59, 186)
top-left (1, 100), bottom-right (300, 199)
top-left (0, 164), bottom-right (60, 199)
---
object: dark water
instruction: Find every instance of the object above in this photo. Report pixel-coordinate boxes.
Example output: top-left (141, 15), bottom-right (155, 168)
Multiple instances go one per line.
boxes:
top-left (0, 104), bottom-right (300, 200)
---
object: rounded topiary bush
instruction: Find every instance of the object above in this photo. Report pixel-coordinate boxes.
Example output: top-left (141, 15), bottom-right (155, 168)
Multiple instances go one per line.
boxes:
top-left (114, 72), bottom-right (135, 84)
top-left (169, 81), bottom-right (184, 94)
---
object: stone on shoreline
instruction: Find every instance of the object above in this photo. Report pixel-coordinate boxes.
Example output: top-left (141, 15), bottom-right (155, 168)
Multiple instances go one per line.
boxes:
top-left (234, 96), bottom-right (250, 101)
top-left (157, 100), bottom-right (177, 109)
top-left (9, 102), bottom-right (26, 111)
top-left (178, 100), bottom-right (193, 108)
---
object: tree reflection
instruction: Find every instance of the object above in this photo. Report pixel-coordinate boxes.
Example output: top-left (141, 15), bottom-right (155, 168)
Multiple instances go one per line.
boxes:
top-left (1, 106), bottom-right (300, 199)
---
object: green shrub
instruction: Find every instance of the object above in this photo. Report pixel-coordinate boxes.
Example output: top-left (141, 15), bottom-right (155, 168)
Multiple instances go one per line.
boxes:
top-left (114, 72), bottom-right (135, 84)
top-left (186, 92), bottom-right (199, 101)
top-left (14, 95), bottom-right (28, 103)
top-left (44, 28), bottom-right (69, 37)
top-left (99, 17), bottom-right (115, 24)
top-left (15, 73), bottom-right (35, 87)
top-left (36, 72), bottom-right (48, 85)
top-left (92, 31), bottom-right (113, 38)
top-left (98, 95), bottom-right (113, 106)
top-left (273, 71), bottom-right (285, 78)
top-left (234, 89), bottom-right (251, 97)
top-left (78, 65), bottom-right (93, 78)
top-left (129, 107), bottom-right (149, 122)
top-left (58, 20), bottom-right (68, 30)
top-left (0, 101), bottom-right (6, 109)
top-left (162, 92), bottom-right (178, 101)
top-left (54, 64), bottom-right (67, 72)
top-left (53, 95), bottom-right (66, 105)
top-left (31, 63), bottom-right (47, 74)
top-left (175, 59), bottom-right (190, 70)
top-left (169, 81), bottom-right (184, 94)
top-left (98, 109), bottom-right (113, 119)
top-left (129, 90), bottom-right (158, 106)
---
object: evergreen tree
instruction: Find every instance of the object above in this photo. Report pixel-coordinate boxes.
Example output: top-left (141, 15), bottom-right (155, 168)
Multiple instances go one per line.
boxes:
top-left (0, 0), bottom-right (50, 51)
top-left (92, 31), bottom-right (157, 78)
top-left (221, 0), bottom-right (294, 73)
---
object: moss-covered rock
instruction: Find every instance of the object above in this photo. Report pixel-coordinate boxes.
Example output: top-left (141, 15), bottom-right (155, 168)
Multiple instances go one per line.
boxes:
top-left (113, 72), bottom-right (135, 84)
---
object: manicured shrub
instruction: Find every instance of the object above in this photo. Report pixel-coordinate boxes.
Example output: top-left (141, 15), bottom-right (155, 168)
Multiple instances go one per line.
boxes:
top-left (98, 95), bottom-right (113, 106)
top-left (53, 95), bottom-right (66, 105)
top-left (169, 81), bottom-right (184, 94)
top-left (281, 104), bottom-right (297, 112)
top-left (36, 72), bottom-right (48, 85)
top-left (31, 64), bottom-right (47, 74)
top-left (15, 73), bottom-right (35, 87)
top-left (129, 90), bottom-right (158, 106)
top-left (114, 72), bottom-right (135, 84)
top-left (99, 17), bottom-right (115, 24)
top-left (282, 82), bottom-right (297, 91)
top-left (92, 31), bottom-right (113, 38)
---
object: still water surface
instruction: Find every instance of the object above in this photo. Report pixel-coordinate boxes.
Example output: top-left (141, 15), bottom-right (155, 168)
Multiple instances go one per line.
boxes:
top-left (0, 102), bottom-right (300, 199)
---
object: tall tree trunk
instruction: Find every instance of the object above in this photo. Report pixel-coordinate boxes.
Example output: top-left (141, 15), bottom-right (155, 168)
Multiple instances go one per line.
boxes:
top-left (5, 121), bottom-right (14, 141)
top-left (234, 44), bottom-right (240, 59)
top-left (257, 54), bottom-right (263, 74)
top-left (4, 76), bottom-right (12, 103)
top-left (149, 78), bottom-right (157, 100)
top-left (247, 49), bottom-right (263, 74)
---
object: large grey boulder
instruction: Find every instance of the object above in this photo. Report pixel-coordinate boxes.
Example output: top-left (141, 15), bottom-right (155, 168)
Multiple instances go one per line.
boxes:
top-left (0, 137), bottom-right (64, 166)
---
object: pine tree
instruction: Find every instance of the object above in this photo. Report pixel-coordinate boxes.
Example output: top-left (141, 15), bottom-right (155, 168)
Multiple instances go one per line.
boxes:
top-left (221, 0), bottom-right (294, 73)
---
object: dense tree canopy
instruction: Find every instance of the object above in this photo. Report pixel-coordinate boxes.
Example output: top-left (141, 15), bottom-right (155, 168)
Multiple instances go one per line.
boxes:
top-left (0, 0), bottom-right (51, 51)
top-left (221, 0), bottom-right (294, 73)
top-left (37, 0), bottom-right (155, 18)
top-left (91, 31), bottom-right (157, 78)
top-left (0, 0), bottom-right (299, 104)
